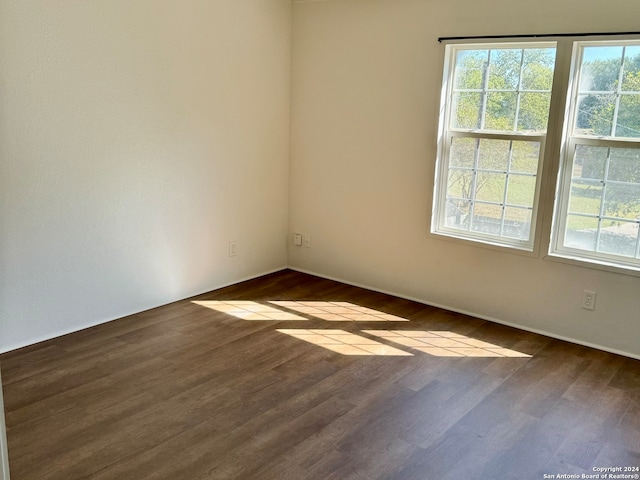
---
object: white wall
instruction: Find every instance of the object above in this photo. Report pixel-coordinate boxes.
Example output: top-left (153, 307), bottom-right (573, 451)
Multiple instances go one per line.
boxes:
top-left (0, 0), bottom-right (292, 353)
top-left (289, 0), bottom-right (640, 358)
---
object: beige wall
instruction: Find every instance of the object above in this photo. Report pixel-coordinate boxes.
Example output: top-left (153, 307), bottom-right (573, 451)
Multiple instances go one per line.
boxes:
top-left (289, 0), bottom-right (640, 358)
top-left (0, 0), bottom-right (292, 352)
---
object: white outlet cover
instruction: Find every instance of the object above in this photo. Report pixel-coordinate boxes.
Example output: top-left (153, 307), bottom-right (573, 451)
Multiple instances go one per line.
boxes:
top-left (582, 290), bottom-right (596, 311)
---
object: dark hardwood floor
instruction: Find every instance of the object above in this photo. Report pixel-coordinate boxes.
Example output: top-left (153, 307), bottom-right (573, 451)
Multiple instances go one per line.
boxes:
top-left (1, 269), bottom-right (639, 479)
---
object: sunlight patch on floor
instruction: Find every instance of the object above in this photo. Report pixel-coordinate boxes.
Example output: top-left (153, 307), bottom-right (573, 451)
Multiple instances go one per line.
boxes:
top-left (270, 301), bottom-right (409, 322)
top-left (277, 329), bottom-right (413, 356)
top-left (193, 300), bottom-right (532, 359)
top-left (192, 301), bottom-right (307, 321)
top-left (363, 330), bottom-right (531, 357)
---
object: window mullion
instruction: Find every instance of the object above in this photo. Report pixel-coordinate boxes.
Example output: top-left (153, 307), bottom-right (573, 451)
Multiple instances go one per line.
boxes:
top-left (450, 131), bottom-right (546, 142)
top-left (513, 50), bottom-right (526, 131)
top-left (468, 138), bottom-right (481, 230)
top-left (479, 52), bottom-right (491, 130)
top-left (610, 45), bottom-right (626, 137)
top-left (503, 50), bottom-right (526, 237)
top-left (500, 141), bottom-right (516, 236)
top-left (593, 147), bottom-right (613, 252)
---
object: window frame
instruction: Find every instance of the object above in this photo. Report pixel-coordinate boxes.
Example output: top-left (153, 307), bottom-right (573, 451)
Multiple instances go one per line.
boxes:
top-left (430, 35), bottom-right (640, 275)
top-left (432, 41), bottom-right (558, 252)
top-left (549, 40), bottom-right (640, 271)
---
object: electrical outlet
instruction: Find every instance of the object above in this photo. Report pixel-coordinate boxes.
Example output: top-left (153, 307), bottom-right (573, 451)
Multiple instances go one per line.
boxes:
top-left (293, 233), bottom-right (302, 246)
top-left (582, 290), bottom-right (596, 311)
top-left (303, 234), bottom-right (311, 248)
top-left (229, 241), bottom-right (237, 257)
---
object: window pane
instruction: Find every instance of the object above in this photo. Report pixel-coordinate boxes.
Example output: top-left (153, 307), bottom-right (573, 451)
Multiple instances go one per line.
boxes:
top-left (616, 94), bottom-right (640, 138)
top-left (621, 45), bottom-right (640, 91)
top-left (478, 139), bottom-right (509, 171)
top-left (447, 169), bottom-right (473, 200)
top-left (488, 49), bottom-right (521, 90)
top-left (503, 207), bottom-right (532, 240)
top-left (564, 215), bottom-right (599, 251)
top-left (608, 148), bottom-right (640, 182)
top-left (604, 148), bottom-right (640, 222)
top-left (561, 143), bottom-right (640, 260)
top-left (507, 175), bottom-right (536, 206)
top-left (598, 220), bottom-right (638, 257)
top-left (574, 145), bottom-right (607, 180)
top-left (517, 92), bottom-right (551, 132)
top-left (511, 141), bottom-right (540, 174)
top-left (450, 137), bottom-right (477, 168)
top-left (568, 182), bottom-right (602, 215)
top-left (451, 92), bottom-right (481, 129)
top-left (485, 92), bottom-right (517, 131)
top-left (471, 204), bottom-right (503, 235)
top-left (476, 172), bottom-right (505, 203)
top-left (604, 183), bottom-right (640, 220)
top-left (574, 46), bottom-right (640, 140)
top-left (450, 46), bottom-right (555, 135)
top-left (575, 94), bottom-right (615, 136)
top-left (521, 48), bottom-right (556, 91)
top-left (454, 50), bottom-right (488, 90)
top-left (444, 199), bottom-right (471, 230)
top-left (579, 46), bottom-right (623, 92)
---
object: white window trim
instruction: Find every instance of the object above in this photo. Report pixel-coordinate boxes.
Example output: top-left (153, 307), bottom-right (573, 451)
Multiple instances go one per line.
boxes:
top-left (548, 39), bottom-right (640, 273)
top-left (430, 35), bottom-right (640, 276)
top-left (432, 41), bottom-right (557, 253)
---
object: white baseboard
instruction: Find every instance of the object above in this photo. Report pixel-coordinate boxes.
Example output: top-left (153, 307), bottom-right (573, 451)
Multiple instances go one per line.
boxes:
top-left (288, 267), bottom-right (640, 361)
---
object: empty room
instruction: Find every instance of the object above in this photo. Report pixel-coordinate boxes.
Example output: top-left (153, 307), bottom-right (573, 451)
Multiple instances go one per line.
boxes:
top-left (1, 1), bottom-right (640, 479)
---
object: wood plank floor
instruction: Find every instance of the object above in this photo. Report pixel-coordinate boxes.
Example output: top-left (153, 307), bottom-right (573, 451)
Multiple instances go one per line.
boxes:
top-left (1, 269), bottom-right (639, 479)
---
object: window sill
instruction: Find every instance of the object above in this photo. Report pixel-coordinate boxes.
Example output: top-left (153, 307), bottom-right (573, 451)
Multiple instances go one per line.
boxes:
top-left (429, 229), bottom-right (640, 277)
top-left (544, 251), bottom-right (640, 277)
top-left (428, 229), bottom-right (538, 257)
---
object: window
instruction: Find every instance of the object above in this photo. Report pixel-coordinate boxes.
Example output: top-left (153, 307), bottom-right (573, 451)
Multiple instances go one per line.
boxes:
top-left (433, 43), bottom-right (557, 250)
top-left (432, 38), bottom-right (640, 272)
top-left (552, 42), bottom-right (640, 269)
